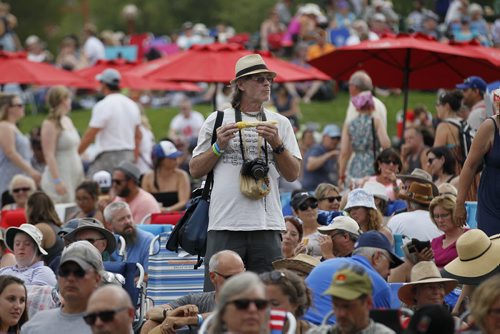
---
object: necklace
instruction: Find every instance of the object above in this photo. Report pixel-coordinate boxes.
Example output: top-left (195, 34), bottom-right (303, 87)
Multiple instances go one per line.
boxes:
top-left (241, 110), bottom-right (262, 118)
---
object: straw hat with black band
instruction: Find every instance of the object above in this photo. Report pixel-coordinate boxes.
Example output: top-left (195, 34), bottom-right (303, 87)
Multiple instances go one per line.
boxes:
top-left (398, 182), bottom-right (434, 205)
top-left (398, 261), bottom-right (457, 306)
top-left (231, 54), bottom-right (277, 84)
top-left (272, 254), bottom-right (320, 277)
top-left (442, 230), bottom-right (500, 285)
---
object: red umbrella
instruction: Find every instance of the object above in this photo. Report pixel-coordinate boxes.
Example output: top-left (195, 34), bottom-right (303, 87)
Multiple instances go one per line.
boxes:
top-left (0, 51), bottom-right (88, 86)
top-left (448, 40), bottom-right (500, 67)
top-left (309, 33), bottom-right (500, 131)
top-left (128, 43), bottom-right (331, 83)
top-left (75, 59), bottom-right (202, 91)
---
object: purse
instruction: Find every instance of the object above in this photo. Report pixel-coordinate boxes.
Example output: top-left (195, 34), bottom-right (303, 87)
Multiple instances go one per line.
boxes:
top-left (166, 110), bottom-right (224, 269)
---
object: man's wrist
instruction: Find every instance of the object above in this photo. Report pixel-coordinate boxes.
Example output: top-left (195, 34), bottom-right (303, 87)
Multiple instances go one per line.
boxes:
top-left (273, 142), bottom-right (285, 154)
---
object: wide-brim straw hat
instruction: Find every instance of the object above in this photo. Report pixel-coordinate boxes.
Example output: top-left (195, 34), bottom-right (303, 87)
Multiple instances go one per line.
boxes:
top-left (442, 231), bottom-right (500, 285)
top-left (272, 254), bottom-right (320, 276)
top-left (398, 261), bottom-right (457, 306)
top-left (5, 224), bottom-right (48, 255)
top-left (397, 168), bottom-right (439, 196)
top-left (398, 182), bottom-right (434, 205)
top-left (231, 54), bottom-right (277, 84)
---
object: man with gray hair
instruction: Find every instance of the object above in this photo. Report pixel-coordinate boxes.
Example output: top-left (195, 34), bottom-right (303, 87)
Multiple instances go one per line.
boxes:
top-left (21, 241), bottom-right (104, 334)
top-left (344, 70), bottom-right (387, 127)
top-left (104, 202), bottom-right (156, 272)
top-left (84, 285), bottom-right (135, 334)
top-left (140, 250), bottom-right (245, 333)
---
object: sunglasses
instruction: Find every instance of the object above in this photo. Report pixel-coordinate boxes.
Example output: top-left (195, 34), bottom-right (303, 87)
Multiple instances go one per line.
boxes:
top-left (214, 271), bottom-right (235, 280)
top-left (77, 237), bottom-right (106, 245)
top-left (320, 196), bottom-right (342, 203)
top-left (249, 75), bottom-right (274, 84)
top-left (380, 159), bottom-right (398, 165)
top-left (12, 187), bottom-right (31, 193)
top-left (112, 179), bottom-right (125, 185)
top-left (299, 201), bottom-right (318, 211)
top-left (261, 270), bottom-right (286, 283)
top-left (228, 298), bottom-right (269, 311)
top-left (58, 266), bottom-right (87, 278)
top-left (83, 307), bottom-right (128, 325)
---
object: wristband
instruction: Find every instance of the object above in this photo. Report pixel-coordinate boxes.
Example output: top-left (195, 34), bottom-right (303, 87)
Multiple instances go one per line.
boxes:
top-left (214, 142), bottom-right (224, 154)
top-left (52, 178), bottom-right (62, 185)
top-left (197, 314), bottom-right (203, 325)
top-left (212, 143), bottom-right (221, 157)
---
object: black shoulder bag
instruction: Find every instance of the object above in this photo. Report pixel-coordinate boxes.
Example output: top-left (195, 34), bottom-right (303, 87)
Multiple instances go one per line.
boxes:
top-left (166, 110), bottom-right (224, 269)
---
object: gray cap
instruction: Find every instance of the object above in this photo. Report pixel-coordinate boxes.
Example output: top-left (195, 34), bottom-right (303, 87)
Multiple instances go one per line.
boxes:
top-left (63, 218), bottom-right (116, 254)
top-left (95, 68), bottom-right (121, 86)
top-left (115, 161), bottom-right (141, 183)
top-left (60, 240), bottom-right (104, 274)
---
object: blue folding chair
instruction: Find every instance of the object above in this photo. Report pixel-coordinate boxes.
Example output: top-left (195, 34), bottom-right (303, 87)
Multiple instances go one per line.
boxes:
top-left (146, 228), bottom-right (205, 307)
top-left (465, 201), bottom-right (478, 229)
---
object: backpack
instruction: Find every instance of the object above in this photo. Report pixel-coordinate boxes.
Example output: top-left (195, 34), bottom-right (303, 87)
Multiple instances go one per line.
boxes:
top-left (444, 118), bottom-right (475, 166)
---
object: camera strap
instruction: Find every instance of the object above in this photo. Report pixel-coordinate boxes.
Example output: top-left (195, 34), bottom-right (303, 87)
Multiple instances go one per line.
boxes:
top-left (235, 109), bottom-right (268, 165)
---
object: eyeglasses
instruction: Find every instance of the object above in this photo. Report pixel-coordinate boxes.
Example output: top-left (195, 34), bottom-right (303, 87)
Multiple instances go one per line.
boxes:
top-left (433, 213), bottom-right (450, 219)
top-left (228, 299), bottom-right (269, 310)
top-left (214, 271), bottom-right (235, 280)
top-left (319, 196), bottom-right (342, 203)
top-left (10, 103), bottom-right (24, 108)
top-left (77, 237), bottom-right (106, 245)
top-left (12, 187), bottom-right (31, 193)
top-left (112, 179), bottom-right (125, 185)
top-left (58, 266), bottom-right (87, 278)
top-left (249, 75), bottom-right (274, 84)
top-left (380, 159), bottom-right (398, 165)
top-left (83, 307), bottom-right (128, 325)
top-left (260, 271), bottom-right (286, 283)
top-left (298, 201), bottom-right (318, 211)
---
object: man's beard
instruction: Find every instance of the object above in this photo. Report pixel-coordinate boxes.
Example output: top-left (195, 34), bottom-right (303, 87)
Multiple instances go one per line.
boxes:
top-left (118, 186), bottom-right (131, 198)
top-left (122, 226), bottom-right (137, 245)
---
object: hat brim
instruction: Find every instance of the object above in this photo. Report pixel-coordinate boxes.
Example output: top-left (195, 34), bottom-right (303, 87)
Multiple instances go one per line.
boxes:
top-left (455, 83), bottom-right (471, 90)
top-left (166, 151), bottom-right (183, 159)
top-left (441, 266), bottom-right (500, 285)
top-left (231, 69), bottom-right (277, 84)
top-left (443, 241), bottom-right (500, 279)
top-left (398, 192), bottom-right (432, 205)
top-left (396, 175), bottom-right (439, 196)
top-left (398, 278), bottom-right (458, 306)
top-left (5, 227), bottom-right (48, 256)
top-left (323, 286), bottom-right (363, 300)
top-left (64, 226), bottom-right (117, 254)
top-left (272, 258), bottom-right (315, 275)
top-left (389, 252), bottom-right (404, 269)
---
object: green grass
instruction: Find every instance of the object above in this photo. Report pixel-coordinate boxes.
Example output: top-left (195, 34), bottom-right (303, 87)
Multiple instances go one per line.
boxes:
top-left (18, 91), bottom-right (437, 140)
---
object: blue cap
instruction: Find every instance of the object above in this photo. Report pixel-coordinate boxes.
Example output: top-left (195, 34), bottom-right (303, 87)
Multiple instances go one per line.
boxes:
top-left (456, 76), bottom-right (487, 92)
top-left (152, 141), bottom-right (183, 160)
top-left (322, 124), bottom-right (341, 138)
top-left (354, 231), bottom-right (403, 268)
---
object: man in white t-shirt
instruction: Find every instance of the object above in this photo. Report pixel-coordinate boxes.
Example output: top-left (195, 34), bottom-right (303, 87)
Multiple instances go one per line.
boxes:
top-left (168, 97), bottom-right (205, 147)
top-left (79, 69), bottom-right (142, 177)
top-left (387, 181), bottom-right (442, 241)
top-left (344, 70), bottom-right (387, 128)
top-left (82, 23), bottom-right (105, 65)
top-left (190, 54), bottom-right (302, 291)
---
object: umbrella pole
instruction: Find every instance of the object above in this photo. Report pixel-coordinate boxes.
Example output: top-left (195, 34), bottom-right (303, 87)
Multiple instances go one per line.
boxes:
top-left (401, 49), bottom-right (411, 144)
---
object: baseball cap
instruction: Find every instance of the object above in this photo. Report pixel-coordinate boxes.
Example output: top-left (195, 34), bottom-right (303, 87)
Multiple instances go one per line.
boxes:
top-left (291, 192), bottom-right (317, 211)
top-left (96, 68), bottom-right (121, 86)
top-left (456, 76), bottom-right (487, 92)
top-left (60, 240), bottom-right (104, 274)
top-left (323, 266), bottom-right (372, 300)
top-left (115, 161), bottom-right (141, 183)
top-left (322, 124), bottom-right (341, 138)
top-left (92, 170), bottom-right (112, 190)
top-left (152, 141), bottom-right (183, 160)
top-left (58, 218), bottom-right (82, 237)
top-left (355, 231), bottom-right (403, 268)
top-left (318, 216), bottom-right (361, 236)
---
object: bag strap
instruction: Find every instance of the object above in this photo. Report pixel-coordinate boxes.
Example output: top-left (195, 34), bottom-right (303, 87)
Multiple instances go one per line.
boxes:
top-left (202, 110), bottom-right (224, 200)
top-left (235, 109), bottom-right (269, 165)
top-left (371, 117), bottom-right (377, 160)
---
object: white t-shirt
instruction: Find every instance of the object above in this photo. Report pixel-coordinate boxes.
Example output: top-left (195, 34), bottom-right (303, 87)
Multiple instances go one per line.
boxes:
top-left (170, 111), bottom-right (205, 142)
top-left (387, 210), bottom-right (442, 241)
top-left (136, 125), bottom-right (155, 174)
top-left (345, 94), bottom-right (388, 128)
top-left (192, 108), bottom-right (302, 232)
top-left (83, 35), bottom-right (105, 65)
top-left (89, 93), bottom-right (141, 156)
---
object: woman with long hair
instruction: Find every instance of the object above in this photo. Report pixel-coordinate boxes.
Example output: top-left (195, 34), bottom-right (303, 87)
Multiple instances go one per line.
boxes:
top-left (281, 216), bottom-right (303, 259)
top-left (141, 140), bottom-right (190, 211)
top-left (25, 192), bottom-right (64, 265)
top-left (0, 275), bottom-right (28, 334)
top-left (0, 94), bottom-right (41, 199)
top-left (426, 146), bottom-right (459, 188)
top-left (68, 180), bottom-right (104, 223)
top-left (40, 86), bottom-right (84, 203)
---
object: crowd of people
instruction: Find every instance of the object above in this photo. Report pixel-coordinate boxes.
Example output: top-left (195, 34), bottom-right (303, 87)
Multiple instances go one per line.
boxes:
top-left (0, 0), bottom-right (499, 333)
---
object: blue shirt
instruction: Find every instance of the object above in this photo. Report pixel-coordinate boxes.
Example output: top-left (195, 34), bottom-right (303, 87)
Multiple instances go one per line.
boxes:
top-left (111, 228), bottom-right (157, 271)
top-left (301, 143), bottom-right (338, 191)
top-left (303, 255), bottom-right (391, 325)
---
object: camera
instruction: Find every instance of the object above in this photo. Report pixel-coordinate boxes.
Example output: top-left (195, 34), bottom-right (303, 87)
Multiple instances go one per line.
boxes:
top-left (241, 159), bottom-right (269, 180)
top-left (407, 239), bottom-right (430, 253)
